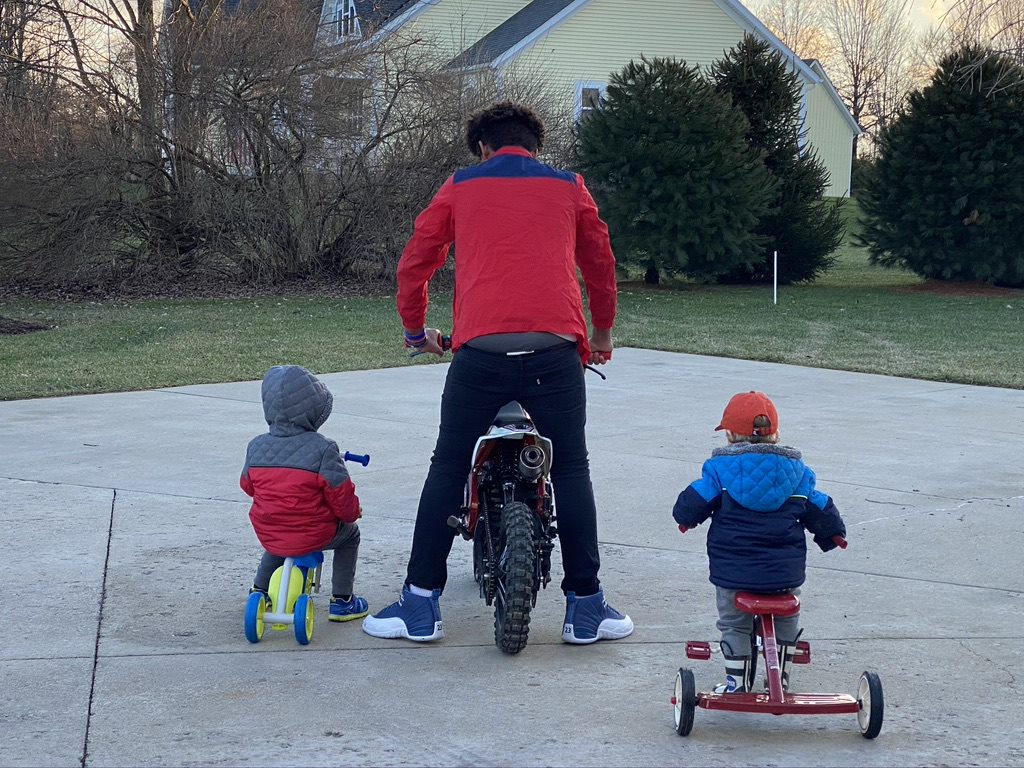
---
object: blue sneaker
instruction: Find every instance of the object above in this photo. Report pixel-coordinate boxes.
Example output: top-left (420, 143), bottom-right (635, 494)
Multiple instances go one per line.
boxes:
top-left (562, 589), bottom-right (634, 644)
top-left (362, 586), bottom-right (443, 641)
top-left (329, 595), bottom-right (369, 622)
top-left (249, 587), bottom-right (272, 611)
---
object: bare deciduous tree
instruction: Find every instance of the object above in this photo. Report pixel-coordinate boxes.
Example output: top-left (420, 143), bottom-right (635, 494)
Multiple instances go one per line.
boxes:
top-left (944, 0), bottom-right (1024, 59)
top-left (754, 0), bottom-right (833, 61)
top-left (0, 0), bottom-right (576, 289)
top-left (819, 0), bottom-right (918, 154)
top-left (930, 0), bottom-right (1024, 94)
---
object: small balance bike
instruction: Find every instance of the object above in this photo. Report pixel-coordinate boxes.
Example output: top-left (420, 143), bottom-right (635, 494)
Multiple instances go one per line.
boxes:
top-left (243, 451), bottom-right (370, 646)
top-left (672, 537), bottom-right (884, 739)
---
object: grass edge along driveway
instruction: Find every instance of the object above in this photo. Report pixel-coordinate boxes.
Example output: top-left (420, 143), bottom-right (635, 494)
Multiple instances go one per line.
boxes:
top-left (2, 274), bottom-right (1022, 399)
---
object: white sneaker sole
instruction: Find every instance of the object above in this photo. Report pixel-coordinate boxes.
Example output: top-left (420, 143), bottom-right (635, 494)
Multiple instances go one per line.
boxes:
top-left (362, 616), bottom-right (443, 642)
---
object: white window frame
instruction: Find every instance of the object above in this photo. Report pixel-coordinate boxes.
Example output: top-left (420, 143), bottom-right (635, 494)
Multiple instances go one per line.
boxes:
top-left (336, 0), bottom-right (361, 39)
top-left (575, 81), bottom-right (606, 122)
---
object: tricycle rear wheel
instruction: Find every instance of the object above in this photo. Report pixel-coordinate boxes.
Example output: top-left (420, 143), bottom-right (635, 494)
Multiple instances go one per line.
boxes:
top-left (857, 670), bottom-right (884, 738)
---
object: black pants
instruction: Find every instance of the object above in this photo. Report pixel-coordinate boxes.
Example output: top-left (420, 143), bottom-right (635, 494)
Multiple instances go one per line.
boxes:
top-left (406, 343), bottom-right (601, 595)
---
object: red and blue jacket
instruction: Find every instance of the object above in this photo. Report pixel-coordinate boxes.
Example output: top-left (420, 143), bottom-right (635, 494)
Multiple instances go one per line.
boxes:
top-left (241, 365), bottom-right (360, 557)
top-left (397, 146), bottom-right (617, 361)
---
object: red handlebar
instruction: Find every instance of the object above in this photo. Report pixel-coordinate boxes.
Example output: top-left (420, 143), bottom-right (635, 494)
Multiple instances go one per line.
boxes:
top-left (832, 535), bottom-right (848, 549)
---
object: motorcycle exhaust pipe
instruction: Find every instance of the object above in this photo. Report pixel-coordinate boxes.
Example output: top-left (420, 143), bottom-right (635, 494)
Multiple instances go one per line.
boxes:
top-left (518, 444), bottom-right (547, 479)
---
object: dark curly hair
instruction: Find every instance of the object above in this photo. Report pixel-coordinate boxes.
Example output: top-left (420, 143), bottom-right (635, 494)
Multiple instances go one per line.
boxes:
top-left (465, 101), bottom-right (545, 158)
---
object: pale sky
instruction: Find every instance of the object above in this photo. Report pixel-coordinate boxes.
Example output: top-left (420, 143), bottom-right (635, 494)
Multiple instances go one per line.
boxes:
top-left (910, 0), bottom-right (955, 33)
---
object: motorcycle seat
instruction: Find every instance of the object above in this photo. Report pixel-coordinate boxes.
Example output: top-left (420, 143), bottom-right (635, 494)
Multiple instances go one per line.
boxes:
top-left (493, 401), bottom-right (534, 429)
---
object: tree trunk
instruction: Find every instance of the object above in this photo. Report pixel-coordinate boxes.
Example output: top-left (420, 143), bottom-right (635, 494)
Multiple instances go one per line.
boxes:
top-left (133, 0), bottom-right (174, 267)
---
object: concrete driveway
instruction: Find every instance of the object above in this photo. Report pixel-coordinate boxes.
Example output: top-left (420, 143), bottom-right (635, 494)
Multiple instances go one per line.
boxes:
top-left (2, 348), bottom-right (1022, 767)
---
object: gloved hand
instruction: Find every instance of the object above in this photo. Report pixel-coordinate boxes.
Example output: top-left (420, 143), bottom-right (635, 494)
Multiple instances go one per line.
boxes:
top-left (678, 525), bottom-right (689, 535)
top-left (832, 534), bottom-right (848, 549)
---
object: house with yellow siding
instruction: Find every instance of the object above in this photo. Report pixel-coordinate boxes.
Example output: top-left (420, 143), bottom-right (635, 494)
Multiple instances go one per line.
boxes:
top-left (330, 0), bottom-right (860, 196)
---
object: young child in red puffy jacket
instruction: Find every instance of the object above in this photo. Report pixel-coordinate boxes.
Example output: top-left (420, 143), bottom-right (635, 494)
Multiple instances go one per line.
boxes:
top-left (241, 365), bottom-right (369, 622)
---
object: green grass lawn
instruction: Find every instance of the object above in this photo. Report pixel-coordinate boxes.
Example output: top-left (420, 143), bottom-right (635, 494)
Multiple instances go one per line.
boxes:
top-left (2, 235), bottom-right (1022, 399)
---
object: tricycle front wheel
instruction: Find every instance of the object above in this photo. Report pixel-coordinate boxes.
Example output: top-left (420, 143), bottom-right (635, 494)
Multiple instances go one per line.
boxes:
top-left (673, 668), bottom-right (696, 736)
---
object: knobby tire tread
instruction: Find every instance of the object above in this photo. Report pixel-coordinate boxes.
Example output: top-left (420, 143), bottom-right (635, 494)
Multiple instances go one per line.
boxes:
top-left (495, 501), bottom-right (536, 654)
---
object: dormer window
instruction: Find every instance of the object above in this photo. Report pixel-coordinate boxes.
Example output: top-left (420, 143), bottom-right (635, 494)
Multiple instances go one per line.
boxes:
top-left (337, 0), bottom-right (360, 39)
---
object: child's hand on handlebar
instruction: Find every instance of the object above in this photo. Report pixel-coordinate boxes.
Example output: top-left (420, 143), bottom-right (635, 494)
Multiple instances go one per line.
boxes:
top-left (831, 534), bottom-right (848, 549)
top-left (678, 525), bottom-right (689, 535)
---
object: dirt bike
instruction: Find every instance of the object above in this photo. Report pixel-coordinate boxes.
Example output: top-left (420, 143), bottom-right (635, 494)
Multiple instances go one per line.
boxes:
top-left (446, 400), bottom-right (558, 654)
top-left (412, 332), bottom-right (605, 655)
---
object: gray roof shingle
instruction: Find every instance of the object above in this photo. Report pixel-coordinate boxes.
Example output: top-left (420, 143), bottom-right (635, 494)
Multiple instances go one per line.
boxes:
top-left (352, 0), bottom-right (418, 28)
top-left (447, 0), bottom-right (577, 69)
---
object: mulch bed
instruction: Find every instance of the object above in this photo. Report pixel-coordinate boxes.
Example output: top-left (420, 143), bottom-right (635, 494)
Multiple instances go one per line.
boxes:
top-left (900, 280), bottom-right (1022, 298)
top-left (0, 316), bottom-right (51, 335)
top-left (0, 274), bottom-right (395, 302)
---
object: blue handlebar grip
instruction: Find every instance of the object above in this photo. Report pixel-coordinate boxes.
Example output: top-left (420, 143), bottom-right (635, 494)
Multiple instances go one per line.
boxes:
top-left (343, 451), bottom-right (370, 466)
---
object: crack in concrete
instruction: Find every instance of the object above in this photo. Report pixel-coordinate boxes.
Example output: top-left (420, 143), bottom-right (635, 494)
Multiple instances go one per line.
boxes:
top-left (81, 488), bottom-right (115, 768)
top-left (0, 475), bottom-right (246, 504)
top-left (957, 639), bottom-right (1019, 689)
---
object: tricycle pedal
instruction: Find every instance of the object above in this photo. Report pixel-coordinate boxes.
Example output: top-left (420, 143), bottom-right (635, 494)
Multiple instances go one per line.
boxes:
top-left (686, 641), bottom-right (713, 660)
top-left (794, 640), bottom-right (811, 664)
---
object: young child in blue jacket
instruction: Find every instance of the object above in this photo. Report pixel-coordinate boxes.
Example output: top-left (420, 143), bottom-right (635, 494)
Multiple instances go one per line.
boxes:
top-left (673, 391), bottom-right (847, 693)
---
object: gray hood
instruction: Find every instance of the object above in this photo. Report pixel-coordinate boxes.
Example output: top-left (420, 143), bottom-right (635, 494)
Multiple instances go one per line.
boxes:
top-left (261, 365), bottom-right (333, 436)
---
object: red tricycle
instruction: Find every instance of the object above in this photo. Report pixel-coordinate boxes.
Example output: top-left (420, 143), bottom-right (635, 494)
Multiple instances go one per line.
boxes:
top-left (671, 546), bottom-right (883, 739)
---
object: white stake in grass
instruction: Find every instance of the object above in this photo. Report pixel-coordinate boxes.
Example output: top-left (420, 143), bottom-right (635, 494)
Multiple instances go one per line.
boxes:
top-left (773, 250), bottom-right (778, 305)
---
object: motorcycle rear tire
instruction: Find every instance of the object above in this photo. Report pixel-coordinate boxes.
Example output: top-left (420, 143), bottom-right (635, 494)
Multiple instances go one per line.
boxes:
top-left (494, 501), bottom-right (536, 654)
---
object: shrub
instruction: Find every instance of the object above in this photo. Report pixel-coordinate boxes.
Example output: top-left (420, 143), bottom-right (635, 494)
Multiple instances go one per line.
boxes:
top-left (709, 34), bottom-right (844, 285)
top-left (576, 56), bottom-right (774, 283)
top-left (858, 46), bottom-right (1024, 286)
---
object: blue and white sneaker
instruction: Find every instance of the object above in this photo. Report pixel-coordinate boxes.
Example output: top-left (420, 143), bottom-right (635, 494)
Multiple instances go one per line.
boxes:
top-left (562, 589), bottom-right (634, 644)
top-left (362, 586), bottom-right (443, 641)
top-left (329, 595), bottom-right (369, 622)
top-left (713, 675), bottom-right (745, 694)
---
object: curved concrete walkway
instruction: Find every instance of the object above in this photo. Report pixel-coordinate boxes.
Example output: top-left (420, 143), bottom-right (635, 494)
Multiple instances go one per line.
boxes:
top-left (2, 348), bottom-right (1022, 767)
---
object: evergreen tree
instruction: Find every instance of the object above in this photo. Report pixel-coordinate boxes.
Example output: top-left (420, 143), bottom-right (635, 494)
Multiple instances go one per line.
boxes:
top-left (576, 56), bottom-right (774, 282)
top-left (859, 46), bottom-right (1024, 286)
top-left (709, 34), bottom-right (844, 284)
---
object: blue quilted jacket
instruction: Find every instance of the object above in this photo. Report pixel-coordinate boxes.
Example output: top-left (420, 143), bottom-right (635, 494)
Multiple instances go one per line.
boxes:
top-left (672, 443), bottom-right (846, 591)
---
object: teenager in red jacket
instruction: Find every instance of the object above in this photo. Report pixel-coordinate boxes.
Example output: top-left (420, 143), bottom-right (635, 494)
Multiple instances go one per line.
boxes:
top-left (242, 365), bottom-right (369, 622)
top-left (363, 101), bottom-right (633, 644)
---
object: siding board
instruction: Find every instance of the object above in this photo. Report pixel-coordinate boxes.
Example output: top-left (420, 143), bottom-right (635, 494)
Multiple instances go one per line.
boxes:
top-left (400, 0), bottom-right (534, 58)
top-left (380, 0), bottom-right (857, 196)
